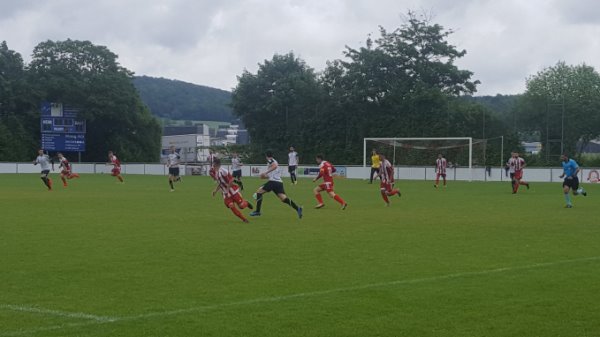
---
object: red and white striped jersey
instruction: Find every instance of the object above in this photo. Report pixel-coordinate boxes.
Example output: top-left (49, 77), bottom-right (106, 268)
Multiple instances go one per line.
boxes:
top-left (109, 155), bottom-right (121, 168)
top-left (507, 157), bottom-right (525, 173)
top-left (59, 157), bottom-right (71, 171)
top-left (379, 159), bottom-right (395, 183)
top-left (214, 167), bottom-right (239, 198)
top-left (436, 158), bottom-right (447, 174)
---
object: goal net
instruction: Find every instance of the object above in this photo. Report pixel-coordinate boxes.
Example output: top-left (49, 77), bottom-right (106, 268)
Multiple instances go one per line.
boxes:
top-left (363, 137), bottom-right (483, 172)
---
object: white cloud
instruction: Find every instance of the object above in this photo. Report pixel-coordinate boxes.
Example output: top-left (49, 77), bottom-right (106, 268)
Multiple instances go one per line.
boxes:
top-left (1, 0), bottom-right (600, 95)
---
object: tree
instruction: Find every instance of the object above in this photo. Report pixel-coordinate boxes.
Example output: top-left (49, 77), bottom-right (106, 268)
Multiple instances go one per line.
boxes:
top-left (231, 53), bottom-right (322, 162)
top-left (28, 39), bottom-right (161, 161)
top-left (518, 61), bottom-right (600, 161)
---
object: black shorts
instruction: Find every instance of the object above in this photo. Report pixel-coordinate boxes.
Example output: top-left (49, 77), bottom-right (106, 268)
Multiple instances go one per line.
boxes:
top-left (288, 165), bottom-right (297, 173)
top-left (169, 167), bottom-right (180, 177)
top-left (563, 176), bottom-right (580, 190)
top-left (41, 170), bottom-right (50, 177)
top-left (232, 170), bottom-right (242, 179)
top-left (262, 180), bottom-right (285, 195)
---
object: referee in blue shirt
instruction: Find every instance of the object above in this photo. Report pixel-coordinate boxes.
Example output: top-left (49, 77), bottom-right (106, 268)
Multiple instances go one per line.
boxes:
top-left (559, 154), bottom-right (587, 208)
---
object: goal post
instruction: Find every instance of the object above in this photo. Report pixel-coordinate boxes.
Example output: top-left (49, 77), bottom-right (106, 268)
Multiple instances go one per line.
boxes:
top-left (363, 137), bottom-right (474, 181)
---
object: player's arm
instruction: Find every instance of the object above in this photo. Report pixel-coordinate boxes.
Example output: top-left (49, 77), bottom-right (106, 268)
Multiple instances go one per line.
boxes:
top-left (262, 162), bottom-right (278, 176)
top-left (211, 182), bottom-right (222, 197)
top-left (312, 171), bottom-right (322, 182)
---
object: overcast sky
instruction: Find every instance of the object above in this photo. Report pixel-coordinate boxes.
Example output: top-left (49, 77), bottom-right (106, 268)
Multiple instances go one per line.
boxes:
top-left (2, 0), bottom-right (600, 95)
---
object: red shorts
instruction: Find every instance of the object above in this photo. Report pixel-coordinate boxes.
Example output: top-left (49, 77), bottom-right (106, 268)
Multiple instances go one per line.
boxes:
top-left (436, 172), bottom-right (446, 178)
top-left (380, 181), bottom-right (393, 192)
top-left (111, 167), bottom-right (121, 176)
top-left (224, 192), bottom-right (243, 207)
top-left (319, 182), bottom-right (334, 193)
top-left (514, 170), bottom-right (523, 180)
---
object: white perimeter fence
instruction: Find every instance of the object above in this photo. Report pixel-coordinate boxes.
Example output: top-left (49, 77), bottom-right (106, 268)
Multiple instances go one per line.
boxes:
top-left (2, 162), bottom-right (600, 183)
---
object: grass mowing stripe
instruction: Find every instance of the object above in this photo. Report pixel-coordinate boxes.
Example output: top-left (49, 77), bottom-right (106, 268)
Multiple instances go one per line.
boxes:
top-left (3, 255), bottom-right (598, 337)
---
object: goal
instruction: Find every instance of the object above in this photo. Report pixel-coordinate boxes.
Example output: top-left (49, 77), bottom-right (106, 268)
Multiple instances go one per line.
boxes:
top-left (363, 137), bottom-right (476, 180)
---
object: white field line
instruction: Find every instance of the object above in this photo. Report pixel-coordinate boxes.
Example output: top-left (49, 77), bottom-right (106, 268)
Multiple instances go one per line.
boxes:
top-left (2, 255), bottom-right (599, 337)
top-left (0, 304), bottom-right (116, 322)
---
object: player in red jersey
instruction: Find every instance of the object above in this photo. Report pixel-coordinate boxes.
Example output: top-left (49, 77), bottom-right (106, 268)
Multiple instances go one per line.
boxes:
top-left (107, 151), bottom-right (124, 183)
top-left (210, 158), bottom-right (253, 223)
top-left (57, 153), bottom-right (80, 187)
top-left (506, 151), bottom-right (529, 194)
top-left (374, 154), bottom-right (401, 206)
top-left (434, 153), bottom-right (447, 188)
top-left (312, 155), bottom-right (348, 210)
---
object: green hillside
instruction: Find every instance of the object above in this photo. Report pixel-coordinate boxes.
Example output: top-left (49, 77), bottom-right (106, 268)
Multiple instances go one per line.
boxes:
top-left (133, 76), bottom-right (234, 122)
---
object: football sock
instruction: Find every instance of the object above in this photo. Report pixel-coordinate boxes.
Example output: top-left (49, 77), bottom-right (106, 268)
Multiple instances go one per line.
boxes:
top-left (48, 178), bottom-right (53, 189)
top-left (230, 206), bottom-right (247, 222)
top-left (235, 179), bottom-right (244, 190)
top-left (41, 177), bottom-right (49, 188)
top-left (169, 180), bottom-right (174, 189)
top-left (564, 193), bottom-right (572, 205)
top-left (381, 193), bottom-right (389, 203)
top-left (389, 190), bottom-right (399, 196)
top-left (118, 175), bottom-right (124, 182)
top-left (315, 194), bottom-right (324, 204)
top-left (282, 197), bottom-right (299, 211)
top-left (333, 195), bottom-right (345, 205)
top-left (255, 193), bottom-right (264, 212)
top-left (61, 177), bottom-right (67, 186)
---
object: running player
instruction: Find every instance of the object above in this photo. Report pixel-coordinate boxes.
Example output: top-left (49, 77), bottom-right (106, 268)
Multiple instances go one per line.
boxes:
top-left (374, 154), bottom-right (401, 206)
top-left (108, 151), bottom-right (124, 183)
top-left (313, 154), bottom-right (348, 209)
top-left (559, 154), bottom-right (587, 208)
top-left (33, 149), bottom-right (54, 191)
top-left (210, 158), bottom-right (253, 223)
top-left (166, 146), bottom-right (181, 191)
top-left (250, 151), bottom-right (303, 218)
top-left (506, 151), bottom-right (529, 194)
top-left (288, 146), bottom-right (299, 184)
top-left (434, 154), bottom-right (447, 188)
top-left (231, 152), bottom-right (244, 191)
top-left (57, 152), bottom-right (80, 187)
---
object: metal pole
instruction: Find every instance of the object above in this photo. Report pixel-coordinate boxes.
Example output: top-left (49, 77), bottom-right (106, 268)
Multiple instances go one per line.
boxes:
top-left (560, 96), bottom-right (565, 155)
top-left (363, 138), bottom-right (367, 168)
top-left (500, 135), bottom-right (504, 181)
top-left (469, 137), bottom-right (473, 182)
top-left (393, 141), bottom-right (397, 167)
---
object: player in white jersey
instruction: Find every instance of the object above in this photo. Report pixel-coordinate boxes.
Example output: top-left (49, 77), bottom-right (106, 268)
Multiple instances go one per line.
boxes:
top-left (288, 146), bottom-right (299, 184)
top-left (250, 150), bottom-right (303, 218)
top-left (33, 149), bottom-right (54, 190)
top-left (166, 146), bottom-right (181, 191)
top-left (434, 154), bottom-right (447, 188)
top-left (231, 152), bottom-right (244, 191)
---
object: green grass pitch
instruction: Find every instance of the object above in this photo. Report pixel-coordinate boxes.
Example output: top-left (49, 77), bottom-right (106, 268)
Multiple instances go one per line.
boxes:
top-left (1, 174), bottom-right (599, 337)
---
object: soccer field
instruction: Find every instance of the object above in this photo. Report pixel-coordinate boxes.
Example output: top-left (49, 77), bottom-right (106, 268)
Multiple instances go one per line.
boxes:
top-left (1, 174), bottom-right (599, 337)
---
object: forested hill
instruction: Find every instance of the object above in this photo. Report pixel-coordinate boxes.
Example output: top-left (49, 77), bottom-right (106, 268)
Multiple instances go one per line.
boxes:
top-left (465, 94), bottom-right (520, 116)
top-left (133, 76), bottom-right (234, 122)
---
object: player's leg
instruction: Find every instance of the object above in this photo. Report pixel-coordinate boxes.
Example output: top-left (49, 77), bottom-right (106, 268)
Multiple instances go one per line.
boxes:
top-left (380, 182), bottom-right (390, 205)
top-left (572, 177), bottom-right (587, 196)
top-left (314, 185), bottom-right (325, 208)
top-left (234, 193), bottom-right (252, 210)
top-left (69, 172), bottom-right (80, 179)
top-left (563, 182), bottom-right (573, 207)
top-left (442, 174), bottom-right (447, 187)
top-left (276, 184), bottom-right (302, 218)
top-left (60, 173), bottom-right (68, 187)
top-left (40, 171), bottom-right (51, 190)
top-left (369, 168), bottom-right (376, 183)
top-left (435, 173), bottom-right (440, 188)
top-left (169, 175), bottom-right (175, 191)
top-left (250, 186), bottom-right (267, 216)
top-left (225, 199), bottom-right (248, 223)
top-left (328, 190), bottom-right (347, 209)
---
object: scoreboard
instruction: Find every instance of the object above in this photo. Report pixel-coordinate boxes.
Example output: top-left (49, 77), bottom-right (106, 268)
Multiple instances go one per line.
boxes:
top-left (40, 102), bottom-right (86, 152)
